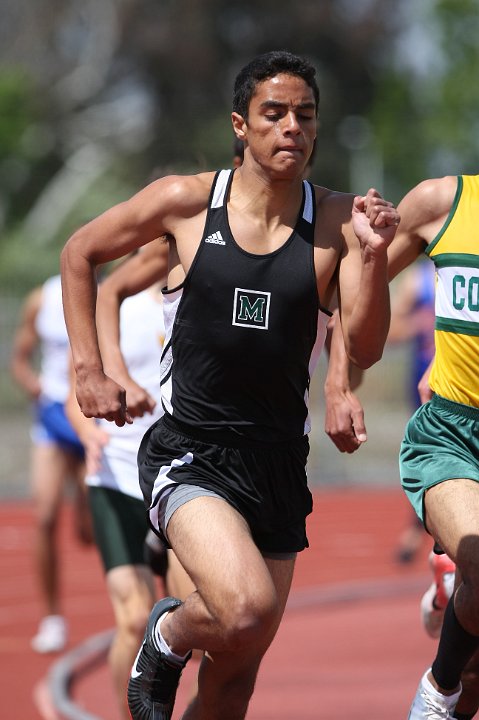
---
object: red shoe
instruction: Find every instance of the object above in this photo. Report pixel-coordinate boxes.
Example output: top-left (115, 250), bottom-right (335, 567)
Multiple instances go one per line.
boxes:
top-left (420, 550), bottom-right (455, 638)
top-left (430, 550), bottom-right (456, 610)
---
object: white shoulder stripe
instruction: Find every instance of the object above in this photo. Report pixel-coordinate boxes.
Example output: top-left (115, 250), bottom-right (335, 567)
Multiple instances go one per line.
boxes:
top-left (211, 170), bottom-right (232, 209)
top-left (302, 181), bottom-right (313, 224)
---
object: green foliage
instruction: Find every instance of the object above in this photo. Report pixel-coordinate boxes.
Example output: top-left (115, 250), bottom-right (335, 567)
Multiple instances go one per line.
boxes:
top-left (2, 0), bottom-right (479, 294)
top-left (371, 0), bottom-right (479, 199)
top-left (0, 69), bottom-right (33, 158)
top-left (432, 0), bottom-right (479, 163)
top-left (0, 161), bottom-right (141, 296)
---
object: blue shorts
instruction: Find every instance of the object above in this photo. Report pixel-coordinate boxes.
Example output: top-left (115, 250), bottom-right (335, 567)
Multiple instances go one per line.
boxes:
top-left (32, 399), bottom-right (84, 458)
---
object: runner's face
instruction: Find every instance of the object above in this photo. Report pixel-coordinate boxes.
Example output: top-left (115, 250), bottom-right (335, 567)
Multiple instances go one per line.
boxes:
top-left (236, 73), bottom-right (317, 177)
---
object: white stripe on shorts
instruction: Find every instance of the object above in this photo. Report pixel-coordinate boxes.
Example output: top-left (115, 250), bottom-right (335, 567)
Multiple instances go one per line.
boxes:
top-left (148, 452), bottom-right (193, 533)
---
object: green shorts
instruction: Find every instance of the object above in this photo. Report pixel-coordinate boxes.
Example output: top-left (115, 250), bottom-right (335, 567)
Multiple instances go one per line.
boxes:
top-left (88, 486), bottom-right (149, 572)
top-left (400, 394), bottom-right (479, 524)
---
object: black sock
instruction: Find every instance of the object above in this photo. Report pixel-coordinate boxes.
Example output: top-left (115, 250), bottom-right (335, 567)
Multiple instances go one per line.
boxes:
top-left (454, 713), bottom-right (476, 720)
top-left (432, 598), bottom-right (479, 691)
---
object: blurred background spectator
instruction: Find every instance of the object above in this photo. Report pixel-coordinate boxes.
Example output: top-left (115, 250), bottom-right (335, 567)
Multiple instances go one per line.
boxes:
top-left (9, 274), bottom-right (92, 653)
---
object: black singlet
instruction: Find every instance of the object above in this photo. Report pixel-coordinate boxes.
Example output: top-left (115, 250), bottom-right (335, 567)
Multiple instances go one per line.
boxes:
top-left (160, 169), bottom-right (330, 443)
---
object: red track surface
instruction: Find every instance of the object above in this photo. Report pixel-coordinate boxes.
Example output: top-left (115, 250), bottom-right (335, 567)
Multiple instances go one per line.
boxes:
top-left (0, 487), bottom-right (438, 719)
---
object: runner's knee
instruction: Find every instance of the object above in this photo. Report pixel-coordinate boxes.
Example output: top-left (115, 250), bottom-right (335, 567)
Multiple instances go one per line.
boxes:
top-left (35, 509), bottom-right (59, 533)
top-left (117, 602), bottom-right (150, 642)
top-left (213, 588), bottom-right (279, 650)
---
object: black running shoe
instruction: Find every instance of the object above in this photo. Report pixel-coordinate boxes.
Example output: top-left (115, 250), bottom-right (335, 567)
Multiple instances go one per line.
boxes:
top-left (128, 597), bottom-right (191, 720)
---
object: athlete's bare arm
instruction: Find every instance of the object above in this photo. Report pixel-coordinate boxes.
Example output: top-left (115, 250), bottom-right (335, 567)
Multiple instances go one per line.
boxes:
top-left (417, 355), bottom-right (435, 405)
top-left (315, 187), bottom-right (400, 369)
top-left (311, 184), bottom-right (399, 450)
top-left (323, 176), bottom-right (456, 451)
top-left (323, 309), bottom-right (367, 453)
top-left (387, 268), bottom-right (422, 343)
top-left (97, 239), bottom-right (168, 418)
top-left (61, 173), bottom-right (214, 425)
top-left (9, 287), bottom-right (43, 399)
top-left (65, 363), bottom-right (109, 476)
top-left (388, 175), bottom-right (458, 281)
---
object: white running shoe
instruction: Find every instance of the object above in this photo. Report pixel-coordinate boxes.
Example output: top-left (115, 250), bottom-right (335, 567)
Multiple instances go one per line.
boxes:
top-left (408, 669), bottom-right (461, 719)
top-left (420, 552), bottom-right (455, 639)
top-left (31, 615), bottom-right (67, 653)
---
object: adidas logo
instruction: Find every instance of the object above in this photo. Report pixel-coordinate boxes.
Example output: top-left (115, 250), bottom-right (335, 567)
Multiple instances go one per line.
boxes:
top-left (205, 231), bottom-right (226, 245)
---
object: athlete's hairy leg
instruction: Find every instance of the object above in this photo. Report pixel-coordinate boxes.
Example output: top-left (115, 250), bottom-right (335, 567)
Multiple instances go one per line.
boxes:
top-left (443, 567), bottom-right (479, 718)
top-left (70, 458), bottom-right (93, 545)
top-left (421, 479), bottom-right (479, 702)
top-left (166, 548), bottom-right (196, 602)
top-left (107, 564), bottom-right (156, 720)
top-left (180, 556), bottom-right (294, 720)
top-left (161, 497), bottom-right (295, 718)
top-left (456, 648), bottom-right (479, 718)
top-left (425, 479), bottom-right (479, 637)
top-left (31, 443), bottom-right (71, 615)
top-left (165, 549), bottom-right (201, 704)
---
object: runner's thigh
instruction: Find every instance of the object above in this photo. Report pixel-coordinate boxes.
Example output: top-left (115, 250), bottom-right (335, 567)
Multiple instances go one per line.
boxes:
top-left (166, 496), bottom-right (278, 613)
top-left (425, 478), bottom-right (479, 566)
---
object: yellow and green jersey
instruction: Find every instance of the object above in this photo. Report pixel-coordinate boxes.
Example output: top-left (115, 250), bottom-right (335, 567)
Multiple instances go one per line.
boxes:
top-left (427, 174), bottom-right (479, 407)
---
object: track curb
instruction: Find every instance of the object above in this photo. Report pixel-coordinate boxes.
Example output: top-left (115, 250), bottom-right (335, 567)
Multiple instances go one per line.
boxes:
top-left (46, 628), bottom-right (115, 720)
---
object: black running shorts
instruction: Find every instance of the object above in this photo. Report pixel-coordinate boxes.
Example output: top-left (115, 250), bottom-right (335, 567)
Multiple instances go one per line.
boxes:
top-left (138, 415), bottom-right (313, 554)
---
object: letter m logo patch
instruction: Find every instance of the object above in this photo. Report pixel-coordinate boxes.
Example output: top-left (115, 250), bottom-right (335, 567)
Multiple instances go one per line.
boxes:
top-left (232, 288), bottom-right (271, 330)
